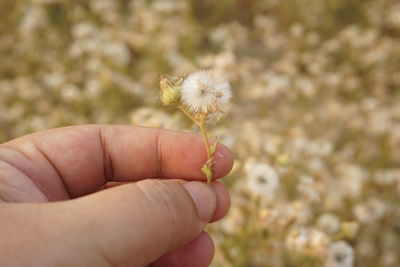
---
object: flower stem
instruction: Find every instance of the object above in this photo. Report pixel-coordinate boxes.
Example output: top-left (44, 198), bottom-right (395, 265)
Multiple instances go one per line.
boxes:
top-left (179, 108), bottom-right (213, 183)
top-left (198, 115), bottom-right (212, 183)
top-left (199, 118), bottom-right (211, 159)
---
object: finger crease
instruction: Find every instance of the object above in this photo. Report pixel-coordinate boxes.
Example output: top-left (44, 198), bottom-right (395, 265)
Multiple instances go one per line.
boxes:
top-left (0, 146), bottom-right (50, 200)
top-left (34, 144), bottom-right (72, 199)
top-left (155, 131), bottom-right (163, 178)
top-left (99, 127), bottom-right (115, 182)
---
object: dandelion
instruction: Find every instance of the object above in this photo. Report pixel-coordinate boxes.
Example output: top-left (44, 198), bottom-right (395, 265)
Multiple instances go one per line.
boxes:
top-left (160, 70), bottom-right (232, 183)
top-left (286, 227), bottom-right (309, 252)
top-left (326, 241), bottom-right (354, 267)
top-left (309, 229), bottom-right (330, 252)
top-left (285, 227), bottom-right (329, 255)
top-left (353, 198), bottom-right (386, 223)
top-left (317, 213), bottom-right (340, 234)
top-left (181, 70), bottom-right (231, 114)
top-left (245, 162), bottom-right (279, 201)
top-left (298, 175), bottom-right (320, 202)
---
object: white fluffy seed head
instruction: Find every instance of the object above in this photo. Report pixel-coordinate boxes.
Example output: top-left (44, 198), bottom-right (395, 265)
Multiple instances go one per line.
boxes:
top-left (245, 162), bottom-right (280, 202)
top-left (326, 241), bottom-right (354, 267)
top-left (181, 70), bottom-right (232, 114)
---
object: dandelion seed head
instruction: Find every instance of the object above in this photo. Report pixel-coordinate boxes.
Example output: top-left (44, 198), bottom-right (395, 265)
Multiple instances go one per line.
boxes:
top-left (317, 213), bottom-right (340, 234)
top-left (286, 228), bottom-right (309, 251)
top-left (354, 198), bottom-right (386, 223)
top-left (326, 241), bottom-right (354, 267)
top-left (245, 162), bottom-right (280, 201)
top-left (181, 70), bottom-right (231, 114)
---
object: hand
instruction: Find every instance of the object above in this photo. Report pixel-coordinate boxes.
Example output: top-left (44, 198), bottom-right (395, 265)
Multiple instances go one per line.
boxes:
top-left (0, 125), bottom-right (233, 267)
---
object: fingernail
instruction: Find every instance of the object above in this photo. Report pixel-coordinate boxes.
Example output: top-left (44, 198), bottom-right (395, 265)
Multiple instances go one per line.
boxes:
top-left (183, 181), bottom-right (216, 222)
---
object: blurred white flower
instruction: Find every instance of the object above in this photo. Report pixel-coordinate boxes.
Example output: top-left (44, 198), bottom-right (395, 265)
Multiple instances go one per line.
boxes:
top-left (338, 164), bottom-right (367, 199)
top-left (286, 227), bottom-right (329, 254)
top-left (19, 5), bottom-right (46, 37)
top-left (290, 23), bottom-right (304, 38)
top-left (29, 116), bottom-right (47, 132)
top-left (380, 231), bottom-right (399, 266)
top-left (71, 22), bottom-right (98, 40)
top-left (308, 157), bottom-right (326, 173)
top-left (317, 213), bottom-right (341, 234)
top-left (43, 73), bottom-right (64, 89)
top-left (326, 241), bottom-right (354, 267)
top-left (152, 0), bottom-right (187, 13)
top-left (298, 175), bottom-right (320, 202)
top-left (101, 41), bottom-right (130, 67)
top-left (61, 84), bottom-right (80, 102)
top-left (288, 201), bottom-right (312, 224)
top-left (90, 0), bottom-right (116, 13)
top-left (181, 70), bottom-right (231, 114)
top-left (374, 169), bottom-right (400, 186)
top-left (245, 162), bottom-right (280, 201)
top-left (295, 77), bottom-right (315, 98)
top-left (219, 206), bottom-right (244, 235)
top-left (309, 229), bottom-right (330, 252)
top-left (354, 198), bottom-right (386, 223)
top-left (388, 4), bottom-right (400, 27)
top-left (286, 227), bottom-right (309, 251)
top-left (264, 72), bottom-right (290, 97)
top-left (84, 79), bottom-right (103, 97)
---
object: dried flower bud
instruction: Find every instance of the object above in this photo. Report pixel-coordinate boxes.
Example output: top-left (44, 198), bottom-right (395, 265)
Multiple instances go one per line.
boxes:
top-left (159, 74), bottom-right (184, 106)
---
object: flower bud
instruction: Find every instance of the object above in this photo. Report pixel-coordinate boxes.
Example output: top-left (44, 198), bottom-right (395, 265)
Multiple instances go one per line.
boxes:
top-left (159, 74), bottom-right (183, 106)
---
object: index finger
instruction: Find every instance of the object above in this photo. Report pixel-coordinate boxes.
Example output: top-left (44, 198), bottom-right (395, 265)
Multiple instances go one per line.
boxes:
top-left (1, 125), bottom-right (233, 198)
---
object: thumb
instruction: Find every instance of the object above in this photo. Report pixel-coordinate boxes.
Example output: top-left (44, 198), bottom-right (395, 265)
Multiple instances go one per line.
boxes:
top-left (66, 179), bottom-right (217, 266)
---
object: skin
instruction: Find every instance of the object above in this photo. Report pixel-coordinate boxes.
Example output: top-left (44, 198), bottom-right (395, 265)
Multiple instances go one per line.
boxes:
top-left (0, 125), bottom-right (233, 267)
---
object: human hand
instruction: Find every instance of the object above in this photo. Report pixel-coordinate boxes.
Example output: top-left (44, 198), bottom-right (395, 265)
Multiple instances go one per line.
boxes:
top-left (0, 125), bottom-right (233, 267)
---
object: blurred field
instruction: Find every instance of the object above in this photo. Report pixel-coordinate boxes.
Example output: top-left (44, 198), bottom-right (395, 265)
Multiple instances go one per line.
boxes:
top-left (1, 0), bottom-right (400, 266)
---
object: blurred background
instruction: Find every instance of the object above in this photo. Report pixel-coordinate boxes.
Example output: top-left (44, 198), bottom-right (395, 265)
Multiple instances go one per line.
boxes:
top-left (1, 0), bottom-right (400, 266)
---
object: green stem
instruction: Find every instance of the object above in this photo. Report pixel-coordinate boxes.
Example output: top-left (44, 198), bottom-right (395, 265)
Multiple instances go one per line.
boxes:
top-left (199, 118), bottom-right (211, 160)
top-left (199, 115), bottom-right (212, 183)
top-left (179, 107), bottom-right (213, 183)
